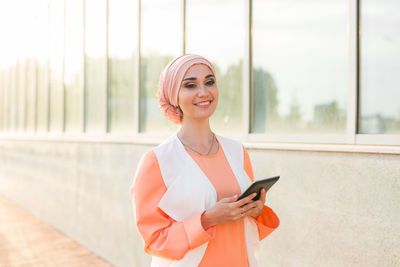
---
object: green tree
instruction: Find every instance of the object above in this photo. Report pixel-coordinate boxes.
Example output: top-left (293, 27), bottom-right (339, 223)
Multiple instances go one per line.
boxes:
top-left (252, 67), bottom-right (279, 132)
top-left (286, 97), bottom-right (302, 126)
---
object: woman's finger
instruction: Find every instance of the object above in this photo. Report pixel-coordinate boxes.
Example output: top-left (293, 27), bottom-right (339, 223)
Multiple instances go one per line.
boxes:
top-left (233, 193), bottom-right (257, 207)
top-left (241, 200), bottom-right (263, 218)
top-left (260, 189), bottom-right (266, 204)
top-left (241, 206), bottom-right (258, 218)
top-left (240, 201), bottom-right (258, 214)
top-left (220, 194), bottom-right (238, 203)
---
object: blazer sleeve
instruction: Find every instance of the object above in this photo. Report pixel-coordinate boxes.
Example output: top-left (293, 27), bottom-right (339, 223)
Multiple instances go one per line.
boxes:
top-left (130, 150), bottom-right (216, 260)
top-left (242, 146), bottom-right (280, 240)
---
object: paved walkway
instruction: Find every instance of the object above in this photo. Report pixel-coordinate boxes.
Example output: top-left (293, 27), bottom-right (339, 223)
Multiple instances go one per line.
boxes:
top-left (0, 194), bottom-right (113, 267)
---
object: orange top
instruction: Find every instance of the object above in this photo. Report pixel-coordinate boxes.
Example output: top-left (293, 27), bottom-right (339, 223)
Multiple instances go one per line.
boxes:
top-left (131, 143), bottom-right (279, 266)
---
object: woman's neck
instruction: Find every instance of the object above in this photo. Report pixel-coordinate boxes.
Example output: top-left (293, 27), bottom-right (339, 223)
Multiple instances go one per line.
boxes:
top-left (178, 118), bottom-right (213, 147)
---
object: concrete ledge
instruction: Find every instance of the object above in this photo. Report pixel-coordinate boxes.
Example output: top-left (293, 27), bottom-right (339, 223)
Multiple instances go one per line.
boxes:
top-left (1, 133), bottom-right (399, 155)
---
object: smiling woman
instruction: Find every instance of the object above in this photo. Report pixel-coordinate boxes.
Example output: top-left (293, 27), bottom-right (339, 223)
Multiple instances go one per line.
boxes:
top-left (178, 64), bottom-right (219, 124)
top-left (131, 54), bottom-right (280, 267)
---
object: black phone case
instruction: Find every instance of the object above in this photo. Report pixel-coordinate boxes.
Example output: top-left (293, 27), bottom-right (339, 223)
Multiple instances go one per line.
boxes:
top-left (237, 176), bottom-right (280, 201)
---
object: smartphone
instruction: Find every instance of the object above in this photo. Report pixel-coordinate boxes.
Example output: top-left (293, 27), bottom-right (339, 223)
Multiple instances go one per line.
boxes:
top-left (237, 176), bottom-right (280, 201)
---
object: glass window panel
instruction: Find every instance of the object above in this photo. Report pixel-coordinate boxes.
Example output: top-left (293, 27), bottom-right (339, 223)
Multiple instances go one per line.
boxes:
top-left (48, 0), bottom-right (64, 133)
top-left (85, 0), bottom-right (107, 133)
top-left (252, 0), bottom-right (348, 134)
top-left (140, 0), bottom-right (182, 133)
top-left (13, 63), bottom-right (20, 132)
top-left (9, 65), bottom-right (17, 132)
top-left (21, 0), bottom-right (48, 133)
top-left (186, 0), bottom-right (245, 134)
top-left (16, 60), bottom-right (26, 132)
top-left (35, 1), bottom-right (50, 133)
top-left (65, 0), bottom-right (84, 133)
top-left (36, 60), bottom-right (49, 133)
top-left (359, 0), bottom-right (400, 134)
top-left (26, 58), bottom-right (37, 132)
top-left (109, 0), bottom-right (138, 132)
top-left (3, 69), bottom-right (11, 132)
top-left (0, 69), bottom-right (4, 131)
top-left (4, 68), bottom-right (10, 131)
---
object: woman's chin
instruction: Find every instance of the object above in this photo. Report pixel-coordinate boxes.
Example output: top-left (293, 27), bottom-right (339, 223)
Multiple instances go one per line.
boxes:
top-left (198, 109), bottom-right (217, 119)
top-left (184, 111), bottom-right (216, 122)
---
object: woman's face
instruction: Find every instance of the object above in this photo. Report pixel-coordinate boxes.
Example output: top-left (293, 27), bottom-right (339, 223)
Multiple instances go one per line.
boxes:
top-left (178, 64), bottom-right (218, 122)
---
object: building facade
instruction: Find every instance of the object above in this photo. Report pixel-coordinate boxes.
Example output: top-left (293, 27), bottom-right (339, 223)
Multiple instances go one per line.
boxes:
top-left (0, 0), bottom-right (399, 266)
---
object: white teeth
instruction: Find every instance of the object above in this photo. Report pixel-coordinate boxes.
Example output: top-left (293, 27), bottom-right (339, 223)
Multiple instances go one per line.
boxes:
top-left (196, 101), bottom-right (211, 106)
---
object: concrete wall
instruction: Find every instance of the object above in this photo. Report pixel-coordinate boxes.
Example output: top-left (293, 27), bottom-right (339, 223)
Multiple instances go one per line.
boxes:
top-left (0, 139), bottom-right (399, 267)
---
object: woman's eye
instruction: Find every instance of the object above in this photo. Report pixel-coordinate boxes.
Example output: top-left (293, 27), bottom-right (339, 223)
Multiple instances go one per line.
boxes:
top-left (184, 83), bottom-right (196, 89)
top-left (205, 80), bottom-right (215, 86)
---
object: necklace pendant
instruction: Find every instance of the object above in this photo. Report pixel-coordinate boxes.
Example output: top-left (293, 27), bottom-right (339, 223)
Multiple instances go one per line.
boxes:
top-left (179, 133), bottom-right (216, 156)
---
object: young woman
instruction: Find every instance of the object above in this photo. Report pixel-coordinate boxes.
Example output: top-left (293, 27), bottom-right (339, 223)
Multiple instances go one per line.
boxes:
top-left (131, 54), bottom-right (279, 267)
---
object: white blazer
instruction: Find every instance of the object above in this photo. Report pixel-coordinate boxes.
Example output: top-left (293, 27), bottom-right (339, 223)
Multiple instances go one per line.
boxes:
top-left (152, 133), bottom-right (259, 267)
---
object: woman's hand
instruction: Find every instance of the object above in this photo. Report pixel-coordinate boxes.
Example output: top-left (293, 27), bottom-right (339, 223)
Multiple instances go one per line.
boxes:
top-left (246, 188), bottom-right (266, 219)
top-left (201, 193), bottom-right (259, 230)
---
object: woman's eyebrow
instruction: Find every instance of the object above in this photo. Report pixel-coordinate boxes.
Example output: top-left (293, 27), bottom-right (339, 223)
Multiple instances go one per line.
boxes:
top-left (182, 74), bottom-right (214, 81)
top-left (183, 77), bottom-right (196, 81)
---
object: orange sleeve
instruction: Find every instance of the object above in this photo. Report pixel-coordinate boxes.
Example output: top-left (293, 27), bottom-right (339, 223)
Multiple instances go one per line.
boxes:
top-left (130, 150), bottom-right (216, 260)
top-left (243, 146), bottom-right (280, 240)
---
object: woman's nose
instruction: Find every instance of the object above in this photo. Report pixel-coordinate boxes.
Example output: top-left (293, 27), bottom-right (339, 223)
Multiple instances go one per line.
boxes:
top-left (197, 84), bottom-right (209, 97)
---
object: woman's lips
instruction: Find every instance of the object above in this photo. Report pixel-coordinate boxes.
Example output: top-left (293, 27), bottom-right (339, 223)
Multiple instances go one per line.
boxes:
top-left (194, 100), bottom-right (212, 108)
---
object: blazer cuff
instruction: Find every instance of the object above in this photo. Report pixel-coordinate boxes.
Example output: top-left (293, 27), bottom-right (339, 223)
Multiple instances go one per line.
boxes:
top-left (251, 205), bottom-right (280, 240)
top-left (183, 212), bottom-right (216, 249)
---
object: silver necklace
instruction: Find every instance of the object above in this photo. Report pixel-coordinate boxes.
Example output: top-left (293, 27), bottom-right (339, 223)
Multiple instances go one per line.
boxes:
top-left (178, 133), bottom-right (216, 155)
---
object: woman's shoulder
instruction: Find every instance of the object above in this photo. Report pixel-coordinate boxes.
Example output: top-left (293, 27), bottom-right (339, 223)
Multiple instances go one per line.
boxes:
top-left (216, 134), bottom-right (245, 152)
top-left (138, 149), bottom-right (159, 171)
top-left (133, 149), bottom-right (165, 193)
top-left (152, 133), bottom-right (179, 156)
top-left (216, 135), bottom-right (250, 166)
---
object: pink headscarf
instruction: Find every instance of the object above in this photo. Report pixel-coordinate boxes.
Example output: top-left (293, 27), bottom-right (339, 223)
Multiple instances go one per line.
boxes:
top-left (156, 54), bottom-right (216, 124)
